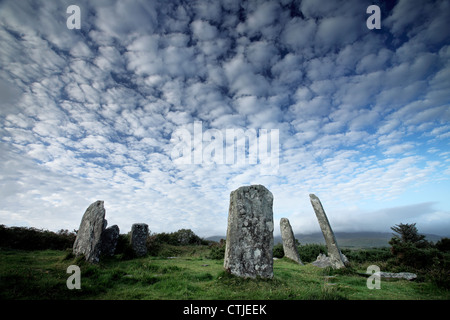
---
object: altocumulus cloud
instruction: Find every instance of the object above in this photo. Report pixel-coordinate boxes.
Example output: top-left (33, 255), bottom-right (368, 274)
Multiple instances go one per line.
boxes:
top-left (0, 0), bottom-right (449, 237)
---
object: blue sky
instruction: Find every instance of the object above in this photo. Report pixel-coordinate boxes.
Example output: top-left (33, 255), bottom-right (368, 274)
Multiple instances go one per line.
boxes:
top-left (0, 0), bottom-right (449, 237)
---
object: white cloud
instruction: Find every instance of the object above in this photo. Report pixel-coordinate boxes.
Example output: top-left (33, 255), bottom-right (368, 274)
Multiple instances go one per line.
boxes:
top-left (383, 142), bottom-right (415, 156)
top-left (0, 0), bottom-right (449, 238)
top-left (191, 20), bottom-right (219, 41)
top-left (280, 17), bottom-right (316, 52)
top-left (237, 0), bottom-right (282, 38)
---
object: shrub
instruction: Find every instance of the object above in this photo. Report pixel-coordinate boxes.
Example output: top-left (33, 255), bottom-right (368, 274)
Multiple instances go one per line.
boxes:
top-left (341, 247), bottom-right (392, 264)
top-left (273, 243), bottom-right (327, 262)
top-left (435, 238), bottom-right (450, 252)
top-left (427, 254), bottom-right (450, 289)
top-left (146, 233), bottom-right (163, 256)
top-left (389, 223), bottom-right (441, 270)
top-left (273, 243), bottom-right (284, 258)
top-left (387, 223), bottom-right (450, 288)
top-left (389, 223), bottom-right (430, 248)
top-left (113, 233), bottom-right (136, 260)
top-left (208, 242), bottom-right (226, 260)
top-left (389, 242), bottom-right (442, 270)
top-left (0, 225), bottom-right (75, 250)
top-left (151, 229), bottom-right (207, 247)
top-left (298, 243), bottom-right (327, 263)
top-left (153, 232), bottom-right (178, 246)
top-left (173, 229), bottom-right (207, 245)
top-left (115, 233), bottom-right (130, 254)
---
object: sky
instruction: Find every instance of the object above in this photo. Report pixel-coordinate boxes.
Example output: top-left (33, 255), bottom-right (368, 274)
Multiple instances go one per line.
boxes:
top-left (0, 0), bottom-right (449, 238)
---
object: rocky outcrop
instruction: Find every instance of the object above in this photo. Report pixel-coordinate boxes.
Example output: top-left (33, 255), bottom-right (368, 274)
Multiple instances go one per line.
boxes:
top-left (379, 272), bottom-right (417, 280)
top-left (224, 185), bottom-right (274, 279)
top-left (311, 253), bottom-right (349, 268)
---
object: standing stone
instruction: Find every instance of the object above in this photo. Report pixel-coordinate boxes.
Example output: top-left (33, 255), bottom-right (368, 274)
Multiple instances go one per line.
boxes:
top-left (100, 225), bottom-right (120, 257)
top-left (73, 200), bottom-right (106, 263)
top-left (280, 218), bottom-right (303, 264)
top-left (224, 185), bottom-right (274, 279)
top-left (131, 223), bottom-right (148, 257)
top-left (309, 194), bottom-right (347, 269)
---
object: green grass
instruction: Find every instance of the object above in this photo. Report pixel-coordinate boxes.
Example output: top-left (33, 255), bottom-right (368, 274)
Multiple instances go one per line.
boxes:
top-left (0, 248), bottom-right (448, 300)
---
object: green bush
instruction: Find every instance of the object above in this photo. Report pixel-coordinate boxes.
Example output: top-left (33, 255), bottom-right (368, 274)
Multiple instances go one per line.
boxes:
top-left (173, 229), bottom-right (207, 245)
top-left (153, 232), bottom-right (178, 246)
top-left (427, 253), bottom-right (450, 289)
top-left (273, 243), bottom-right (284, 258)
top-left (389, 223), bottom-right (442, 270)
top-left (113, 233), bottom-right (137, 260)
top-left (115, 233), bottom-right (130, 254)
top-left (0, 225), bottom-right (76, 250)
top-left (151, 229), bottom-right (207, 247)
top-left (146, 234), bottom-right (163, 256)
top-left (435, 238), bottom-right (450, 252)
top-left (387, 223), bottom-right (450, 288)
top-left (298, 243), bottom-right (327, 263)
top-left (273, 243), bottom-right (327, 262)
top-left (389, 241), bottom-right (442, 270)
top-left (341, 247), bottom-right (392, 264)
top-left (208, 245), bottom-right (225, 260)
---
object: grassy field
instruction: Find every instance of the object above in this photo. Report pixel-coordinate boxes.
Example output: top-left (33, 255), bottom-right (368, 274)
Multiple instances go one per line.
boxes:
top-left (1, 246), bottom-right (448, 300)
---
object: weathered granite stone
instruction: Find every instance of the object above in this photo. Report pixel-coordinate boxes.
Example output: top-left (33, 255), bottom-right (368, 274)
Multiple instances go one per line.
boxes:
top-left (224, 185), bottom-right (274, 279)
top-left (312, 253), bottom-right (348, 268)
top-left (309, 194), bottom-right (347, 269)
top-left (100, 224), bottom-right (120, 257)
top-left (312, 253), bottom-right (331, 268)
top-left (131, 223), bottom-right (148, 257)
top-left (379, 272), bottom-right (417, 280)
top-left (73, 200), bottom-right (106, 263)
top-left (280, 218), bottom-right (303, 264)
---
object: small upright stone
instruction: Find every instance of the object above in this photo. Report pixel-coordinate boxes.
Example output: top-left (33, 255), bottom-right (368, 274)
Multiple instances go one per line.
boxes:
top-left (309, 194), bottom-right (347, 269)
top-left (224, 185), bottom-right (274, 279)
top-left (131, 223), bottom-right (148, 257)
top-left (73, 200), bottom-right (106, 263)
top-left (100, 225), bottom-right (120, 257)
top-left (280, 218), bottom-right (303, 264)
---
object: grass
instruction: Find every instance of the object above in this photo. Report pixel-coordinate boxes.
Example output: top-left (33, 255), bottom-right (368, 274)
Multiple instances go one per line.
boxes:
top-left (1, 247), bottom-right (449, 300)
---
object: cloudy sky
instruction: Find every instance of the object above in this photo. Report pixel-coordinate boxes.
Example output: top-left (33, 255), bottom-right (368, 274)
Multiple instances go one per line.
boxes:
top-left (1, 0), bottom-right (449, 238)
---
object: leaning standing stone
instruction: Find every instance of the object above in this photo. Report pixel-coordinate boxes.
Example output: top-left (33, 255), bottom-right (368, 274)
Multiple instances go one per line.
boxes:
top-left (309, 194), bottom-right (347, 269)
top-left (224, 185), bottom-right (274, 279)
top-left (73, 200), bottom-right (106, 263)
top-left (280, 218), bottom-right (303, 264)
top-left (131, 223), bottom-right (148, 257)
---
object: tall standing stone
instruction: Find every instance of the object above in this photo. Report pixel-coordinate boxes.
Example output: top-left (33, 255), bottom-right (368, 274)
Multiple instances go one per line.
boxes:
top-left (309, 194), bottom-right (347, 269)
top-left (224, 185), bottom-right (274, 279)
top-left (131, 223), bottom-right (148, 257)
top-left (73, 200), bottom-right (106, 263)
top-left (100, 225), bottom-right (120, 257)
top-left (280, 218), bottom-right (303, 264)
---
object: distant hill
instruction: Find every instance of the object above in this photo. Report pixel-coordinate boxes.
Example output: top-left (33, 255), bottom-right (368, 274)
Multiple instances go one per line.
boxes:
top-left (206, 232), bottom-right (445, 248)
top-left (205, 235), bottom-right (226, 243)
